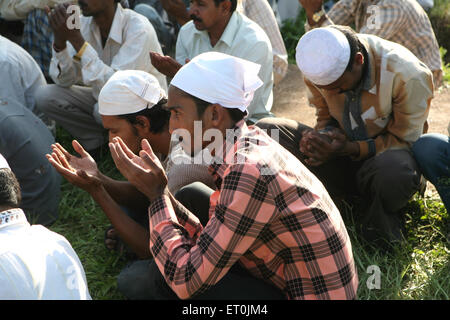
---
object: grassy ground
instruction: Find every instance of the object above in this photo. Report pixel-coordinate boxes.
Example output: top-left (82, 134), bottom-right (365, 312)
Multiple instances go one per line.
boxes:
top-left (47, 4), bottom-right (449, 300)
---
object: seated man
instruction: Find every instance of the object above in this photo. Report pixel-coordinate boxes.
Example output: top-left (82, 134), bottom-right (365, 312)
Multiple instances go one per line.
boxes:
top-left (257, 26), bottom-right (433, 246)
top-left (150, 0), bottom-right (273, 124)
top-left (0, 35), bottom-right (46, 113)
top-left (0, 0), bottom-right (128, 79)
top-left (158, 0), bottom-right (288, 85)
top-left (108, 52), bottom-right (358, 300)
top-left (298, 0), bottom-right (443, 88)
top-left (47, 70), bottom-right (215, 299)
top-left (0, 34), bottom-right (60, 226)
top-left (35, 0), bottom-right (167, 157)
top-left (0, 154), bottom-right (90, 299)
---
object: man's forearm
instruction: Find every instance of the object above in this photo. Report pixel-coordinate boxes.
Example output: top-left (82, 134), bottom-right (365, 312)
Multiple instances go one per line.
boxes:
top-left (90, 186), bottom-right (151, 259)
top-left (99, 173), bottom-right (150, 212)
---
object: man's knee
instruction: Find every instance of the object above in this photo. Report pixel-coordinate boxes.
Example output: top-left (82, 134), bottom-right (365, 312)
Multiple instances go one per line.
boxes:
top-left (117, 259), bottom-right (156, 300)
top-left (413, 134), bottom-right (449, 170)
top-left (359, 150), bottom-right (421, 207)
top-left (34, 84), bottom-right (58, 113)
top-left (174, 182), bottom-right (208, 207)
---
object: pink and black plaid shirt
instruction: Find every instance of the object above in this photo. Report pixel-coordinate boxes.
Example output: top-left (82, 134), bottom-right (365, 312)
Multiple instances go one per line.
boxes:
top-left (148, 121), bottom-right (358, 300)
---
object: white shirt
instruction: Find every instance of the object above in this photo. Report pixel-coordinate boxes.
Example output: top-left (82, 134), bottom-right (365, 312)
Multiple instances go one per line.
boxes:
top-left (175, 11), bottom-right (273, 123)
top-left (0, 0), bottom-right (74, 20)
top-left (0, 35), bottom-right (46, 112)
top-left (50, 4), bottom-right (167, 101)
top-left (0, 208), bottom-right (91, 300)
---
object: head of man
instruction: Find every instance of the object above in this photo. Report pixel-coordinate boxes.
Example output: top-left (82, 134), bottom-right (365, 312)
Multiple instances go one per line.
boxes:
top-left (296, 26), bottom-right (366, 94)
top-left (0, 155), bottom-right (21, 212)
top-left (99, 70), bottom-right (170, 155)
top-left (167, 52), bottom-right (262, 155)
top-left (77, 0), bottom-right (119, 17)
top-left (189, 0), bottom-right (237, 31)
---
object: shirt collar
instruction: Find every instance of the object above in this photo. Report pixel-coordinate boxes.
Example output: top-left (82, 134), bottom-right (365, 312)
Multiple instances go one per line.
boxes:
top-left (193, 11), bottom-right (241, 48)
top-left (359, 37), bottom-right (376, 92)
top-left (87, 3), bottom-right (125, 45)
top-left (108, 3), bottom-right (125, 44)
top-left (208, 119), bottom-right (248, 181)
top-left (0, 208), bottom-right (29, 230)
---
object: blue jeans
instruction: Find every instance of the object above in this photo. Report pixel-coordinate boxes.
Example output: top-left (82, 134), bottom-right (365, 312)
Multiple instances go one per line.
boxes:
top-left (412, 133), bottom-right (450, 212)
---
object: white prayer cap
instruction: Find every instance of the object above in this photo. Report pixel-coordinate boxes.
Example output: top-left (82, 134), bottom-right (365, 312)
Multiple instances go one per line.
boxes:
top-left (0, 154), bottom-right (9, 170)
top-left (99, 70), bottom-right (167, 116)
top-left (296, 27), bottom-right (351, 86)
top-left (170, 52), bottom-right (263, 112)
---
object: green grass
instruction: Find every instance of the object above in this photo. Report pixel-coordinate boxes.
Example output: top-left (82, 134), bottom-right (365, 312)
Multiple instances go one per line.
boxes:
top-left (48, 128), bottom-right (449, 300)
top-left (46, 7), bottom-right (449, 300)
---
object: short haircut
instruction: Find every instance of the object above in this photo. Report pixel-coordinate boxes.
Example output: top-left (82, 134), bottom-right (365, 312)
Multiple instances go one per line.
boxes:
top-left (191, 95), bottom-right (246, 123)
top-left (213, 0), bottom-right (237, 12)
top-left (329, 25), bottom-right (365, 72)
top-left (118, 99), bottom-right (170, 134)
top-left (0, 168), bottom-right (21, 209)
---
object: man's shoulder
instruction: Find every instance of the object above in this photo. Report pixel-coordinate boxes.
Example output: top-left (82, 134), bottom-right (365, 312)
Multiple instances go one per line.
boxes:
top-left (179, 20), bottom-right (198, 37)
top-left (234, 12), bottom-right (271, 43)
top-left (360, 34), bottom-right (432, 80)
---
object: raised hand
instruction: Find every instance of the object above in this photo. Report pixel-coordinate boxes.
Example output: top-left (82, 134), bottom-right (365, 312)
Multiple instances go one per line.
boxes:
top-left (46, 140), bottom-right (103, 193)
top-left (150, 51), bottom-right (183, 78)
top-left (45, 3), bottom-right (85, 52)
top-left (109, 137), bottom-right (168, 201)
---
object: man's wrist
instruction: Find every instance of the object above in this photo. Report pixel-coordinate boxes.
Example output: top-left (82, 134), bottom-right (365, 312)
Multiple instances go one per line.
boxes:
top-left (69, 33), bottom-right (86, 53)
top-left (89, 184), bottom-right (107, 200)
top-left (342, 141), bottom-right (360, 157)
top-left (306, 6), bottom-right (326, 27)
top-left (53, 41), bottom-right (67, 52)
top-left (147, 186), bottom-right (168, 203)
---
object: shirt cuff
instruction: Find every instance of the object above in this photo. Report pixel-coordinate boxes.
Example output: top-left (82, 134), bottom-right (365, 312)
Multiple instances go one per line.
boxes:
top-left (52, 46), bottom-right (73, 69)
top-left (79, 43), bottom-right (99, 68)
top-left (353, 139), bottom-right (376, 161)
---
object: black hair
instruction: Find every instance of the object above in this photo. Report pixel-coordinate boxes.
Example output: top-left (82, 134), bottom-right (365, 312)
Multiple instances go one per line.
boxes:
top-left (329, 25), bottom-right (365, 72)
top-left (213, 0), bottom-right (237, 12)
top-left (118, 98), bottom-right (170, 134)
top-left (0, 169), bottom-right (21, 209)
top-left (191, 95), bottom-right (246, 123)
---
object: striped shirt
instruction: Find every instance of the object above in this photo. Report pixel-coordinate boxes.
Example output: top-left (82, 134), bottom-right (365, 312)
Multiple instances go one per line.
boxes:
top-left (307, 0), bottom-right (443, 87)
top-left (148, 120), bottom-right (358, 300)
top-left (306, 33), bottom-right (434, 160)
top-left (237, 0), bottom-right (288, 85)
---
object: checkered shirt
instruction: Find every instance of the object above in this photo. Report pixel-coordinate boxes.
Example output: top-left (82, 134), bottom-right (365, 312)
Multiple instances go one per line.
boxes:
top-left (21, 9), bottom-right (53, 78)
top-left (307, 0), bottom-right (443, 87)
top-left (149, 120), bottom-right (358, 300)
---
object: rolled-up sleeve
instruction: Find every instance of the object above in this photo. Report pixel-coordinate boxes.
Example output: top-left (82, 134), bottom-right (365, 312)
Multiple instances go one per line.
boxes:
top-left (148, 164), bottom-right (274, 299)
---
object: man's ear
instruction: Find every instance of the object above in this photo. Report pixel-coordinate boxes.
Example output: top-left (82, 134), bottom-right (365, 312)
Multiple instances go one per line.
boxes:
top-left (355, 52), bottom-right (364, 66)
top-left (203, 104), bottom-right (224, 126)
top-left (220, 0), bottom-right (232, 14)
top-left (134, 115), bottom-right (151, 132)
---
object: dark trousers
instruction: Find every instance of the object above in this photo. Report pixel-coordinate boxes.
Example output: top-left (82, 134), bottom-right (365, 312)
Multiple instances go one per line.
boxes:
top-left (255, 117), bottom-right (422, 245)
top-left (117, 182), bottom-right (286, 300)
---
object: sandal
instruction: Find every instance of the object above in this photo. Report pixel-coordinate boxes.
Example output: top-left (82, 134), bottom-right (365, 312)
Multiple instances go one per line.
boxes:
top-left (104, 225), bottom-right (137, 260)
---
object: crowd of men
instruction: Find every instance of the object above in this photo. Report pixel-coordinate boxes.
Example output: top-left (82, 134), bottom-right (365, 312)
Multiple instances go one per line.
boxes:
top-left (0, 0), bottom-right (448, 300)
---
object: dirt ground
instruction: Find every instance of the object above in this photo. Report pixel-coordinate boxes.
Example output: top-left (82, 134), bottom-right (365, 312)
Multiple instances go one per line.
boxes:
top-left (272, 64), bottom-right (450, 134)
top-left (272, 64), bottom-right (450, 199)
